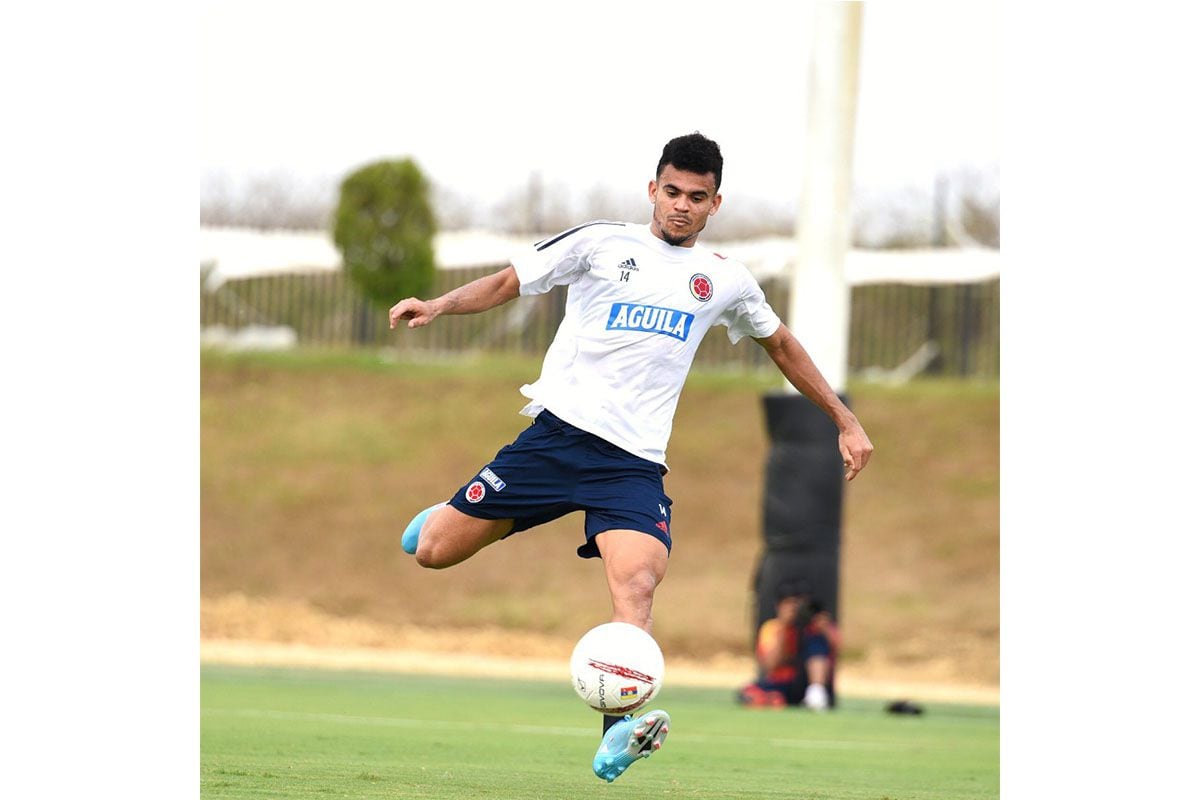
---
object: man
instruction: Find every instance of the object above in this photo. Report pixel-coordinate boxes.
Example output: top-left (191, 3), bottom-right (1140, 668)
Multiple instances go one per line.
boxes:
top-left (390, 132), bottom-right (873, 782)
top-left (738, 585), bottom-right (841, 710)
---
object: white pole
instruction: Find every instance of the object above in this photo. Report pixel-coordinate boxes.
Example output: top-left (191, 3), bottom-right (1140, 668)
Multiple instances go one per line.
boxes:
top-left (787, 0), bottom-right (864, 395)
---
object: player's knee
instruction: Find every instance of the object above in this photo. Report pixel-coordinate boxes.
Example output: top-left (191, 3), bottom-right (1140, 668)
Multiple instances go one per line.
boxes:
top-left (413, 535), bottom-right (453, 569)
top-left (615, 566), bottom-right (660, 602)
top-left (413, 517), bottom-right (503, 569)
top-left (413, 547), bottom-right (438, 569)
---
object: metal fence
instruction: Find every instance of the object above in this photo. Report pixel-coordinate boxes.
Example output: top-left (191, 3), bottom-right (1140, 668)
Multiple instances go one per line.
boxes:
top-left (200, 266), bottom-right (999, 378)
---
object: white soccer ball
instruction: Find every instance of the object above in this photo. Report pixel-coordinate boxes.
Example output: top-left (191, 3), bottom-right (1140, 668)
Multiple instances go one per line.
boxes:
top-left (570, 622), bottom-right (664, 714)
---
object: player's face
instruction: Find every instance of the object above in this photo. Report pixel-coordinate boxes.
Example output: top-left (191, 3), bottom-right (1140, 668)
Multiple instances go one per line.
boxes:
top-left (648, 164), bottom-right (722, 247)
top-left (777, 596), bottom-right (803, 623)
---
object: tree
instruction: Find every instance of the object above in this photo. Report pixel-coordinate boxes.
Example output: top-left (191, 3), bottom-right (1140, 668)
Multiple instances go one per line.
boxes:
top-left (333, 159), bottom-right (437, 309)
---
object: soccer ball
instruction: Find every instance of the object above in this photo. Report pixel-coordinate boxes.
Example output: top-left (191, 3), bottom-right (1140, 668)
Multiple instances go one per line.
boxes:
top-left (570, 622), bottom-right (664, 714)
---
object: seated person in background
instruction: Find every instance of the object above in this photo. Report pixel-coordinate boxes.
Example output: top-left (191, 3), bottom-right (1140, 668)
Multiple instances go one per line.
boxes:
top-left (737, 585), bottom-right (840, 710)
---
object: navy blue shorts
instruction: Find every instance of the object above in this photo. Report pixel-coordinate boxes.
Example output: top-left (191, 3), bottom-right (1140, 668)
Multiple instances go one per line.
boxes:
top-left (801, 633), bottom-right (832, 659)
top-left (447, 410), bottom-right (673, 559)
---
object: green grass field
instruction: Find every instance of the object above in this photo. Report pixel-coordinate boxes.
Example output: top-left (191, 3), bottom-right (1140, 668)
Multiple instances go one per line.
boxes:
top-left (201, 665), bottom-right (998, 799)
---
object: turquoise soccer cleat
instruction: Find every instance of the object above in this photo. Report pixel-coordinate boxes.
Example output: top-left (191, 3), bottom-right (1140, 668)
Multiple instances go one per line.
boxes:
top-left (401, 502), bottom-right (445, 555)
top-left (592, 709), bottom-right (670, 783)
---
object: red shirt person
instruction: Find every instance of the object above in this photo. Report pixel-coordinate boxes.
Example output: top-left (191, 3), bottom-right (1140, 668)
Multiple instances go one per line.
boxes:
top-left (739, 588), bottom-right (839, 709)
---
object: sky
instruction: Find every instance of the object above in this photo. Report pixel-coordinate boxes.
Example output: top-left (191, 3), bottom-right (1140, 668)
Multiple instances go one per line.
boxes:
top-left (199, 0), bottom-right (1001, 210)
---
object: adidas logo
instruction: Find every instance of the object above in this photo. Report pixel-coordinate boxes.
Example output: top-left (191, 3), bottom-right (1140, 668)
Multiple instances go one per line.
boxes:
top-left (618, 258), bottom-right (639, 271)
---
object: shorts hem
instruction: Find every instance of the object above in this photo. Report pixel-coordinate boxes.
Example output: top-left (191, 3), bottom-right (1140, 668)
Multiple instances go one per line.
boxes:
top-left (576, 526), bottom-right (672, 560)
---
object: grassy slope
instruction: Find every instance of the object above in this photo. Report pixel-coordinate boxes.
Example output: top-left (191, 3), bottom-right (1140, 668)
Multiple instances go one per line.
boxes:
top-left (201, 665), bottom-right (999, 800)
top-left (201, 349), bottom-right (998, 685)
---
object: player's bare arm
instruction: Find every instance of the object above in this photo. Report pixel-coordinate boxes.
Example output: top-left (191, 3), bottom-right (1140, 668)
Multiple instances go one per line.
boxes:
top-left (754, 323), bottom-right (875, 481)
top-left (389, 265), bottom-right (521, 329)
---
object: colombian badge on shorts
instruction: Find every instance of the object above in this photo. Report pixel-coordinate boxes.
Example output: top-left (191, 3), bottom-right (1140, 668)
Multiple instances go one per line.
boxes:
top-left (689, 273), bottom-right (713, 302)
top-left (465, 481), bottom-right (486, 503)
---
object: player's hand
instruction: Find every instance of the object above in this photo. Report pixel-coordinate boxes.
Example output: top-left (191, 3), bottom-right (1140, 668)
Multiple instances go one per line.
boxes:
top-left (389, 298), bottom-right (439, 329)
top-left (838, 422), bottom-right (874, 482)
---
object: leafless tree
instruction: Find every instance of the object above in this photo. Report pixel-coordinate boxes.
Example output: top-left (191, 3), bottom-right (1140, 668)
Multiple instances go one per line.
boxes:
top-left (489, 173), bottom-right (576, 234)
top-left (705, 198), bottom-right (795, 241)
top-left (852, 184), bottom-right (936, 249)
top-left (432, 184), bottom-right (481, 230)
top-left (950, 166), bottom-right (1000, 248)
top-left (200, 170), bottom-right (334, 230)
top-left (850, 166), bottom-right (999, 250)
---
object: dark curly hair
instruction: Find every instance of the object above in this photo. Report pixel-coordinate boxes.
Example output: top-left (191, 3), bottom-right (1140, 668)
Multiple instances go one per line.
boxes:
top-left (656, 132), bottom-right (723, 190)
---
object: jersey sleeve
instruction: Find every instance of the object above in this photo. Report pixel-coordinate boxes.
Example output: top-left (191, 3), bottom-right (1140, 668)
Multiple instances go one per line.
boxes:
top-left (756, 619), bottom-right (785, 650)
top-left (510, 221), bottom-right (621, 296)
top-left (718, 266), bottom-right (782, 344)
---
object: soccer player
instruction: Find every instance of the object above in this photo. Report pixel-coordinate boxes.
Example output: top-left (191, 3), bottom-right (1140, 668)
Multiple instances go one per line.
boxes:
top-left (390, 132), bottom-right (874, 782)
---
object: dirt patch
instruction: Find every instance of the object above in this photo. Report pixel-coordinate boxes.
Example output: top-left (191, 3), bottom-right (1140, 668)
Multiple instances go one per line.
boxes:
top-left (201, 594), bottom-right (998, 706)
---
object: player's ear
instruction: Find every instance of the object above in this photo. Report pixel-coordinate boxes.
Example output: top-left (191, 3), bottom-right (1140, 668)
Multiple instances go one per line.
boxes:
top-left (708, 193), bottom-right (722, 216)
top-left (648, 179), bottom-right (658, 202)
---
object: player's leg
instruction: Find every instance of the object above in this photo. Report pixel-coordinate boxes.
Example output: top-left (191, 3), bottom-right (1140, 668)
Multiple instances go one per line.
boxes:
top-left (411, 504), bottom-right (513, 569)
top-left (593, 529), bottom-right (669, 632)
top-left (591, 529), bottom-right (671, 778)
top-left (401, 410), bottom-right (574, 568)
top-left (556, 423), bottom-right (674, 780)
top-left (801, 663), bottom-right (830, 709)
top-left (806, 654), bottom-right (831, 687)
top-left (801, 633), bottom-right (833, 710)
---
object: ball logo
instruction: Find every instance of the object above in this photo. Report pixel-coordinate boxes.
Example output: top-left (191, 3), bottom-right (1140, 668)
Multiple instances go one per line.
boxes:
top-left (586, 659), bottom-right (658, 684)
top-left (690, 273), bottom-right (713, 302)
top-left (465, 481), bottom-right (486, 503)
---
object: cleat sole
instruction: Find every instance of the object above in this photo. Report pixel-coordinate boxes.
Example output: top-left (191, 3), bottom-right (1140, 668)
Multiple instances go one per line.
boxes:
top-left (593, 709), bottom-right (671, 782)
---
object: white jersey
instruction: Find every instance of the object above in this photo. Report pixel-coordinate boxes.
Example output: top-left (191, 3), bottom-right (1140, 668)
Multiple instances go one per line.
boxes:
top-left (509, 221), bottom-right (782, 468)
